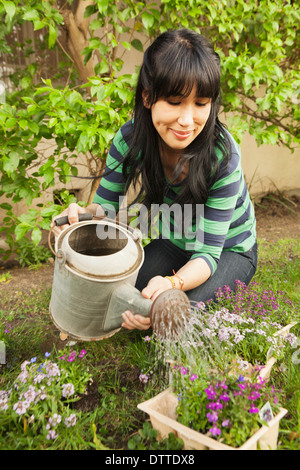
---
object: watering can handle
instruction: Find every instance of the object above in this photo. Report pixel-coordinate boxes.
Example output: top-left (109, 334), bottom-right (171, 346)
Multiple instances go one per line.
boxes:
top-left (48, 213), bottom-right (94, 257)
top-left (54, 213), bottom-right (93, 226)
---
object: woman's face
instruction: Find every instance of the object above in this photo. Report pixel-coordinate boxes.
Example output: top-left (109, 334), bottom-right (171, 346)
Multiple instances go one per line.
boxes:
top-left (148, 85), bottom-right (212, 155)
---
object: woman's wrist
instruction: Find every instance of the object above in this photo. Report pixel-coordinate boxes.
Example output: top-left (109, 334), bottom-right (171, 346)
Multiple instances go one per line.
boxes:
top-left (164, 270), bottom-right (184, 290)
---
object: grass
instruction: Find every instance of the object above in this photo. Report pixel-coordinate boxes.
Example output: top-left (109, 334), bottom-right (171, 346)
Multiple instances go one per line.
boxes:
top-left (0, 236), bottom-right (299, 450)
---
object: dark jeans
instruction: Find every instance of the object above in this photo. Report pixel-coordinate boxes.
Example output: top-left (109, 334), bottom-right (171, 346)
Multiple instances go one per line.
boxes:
top-left (135, 238), bottom-right (258, 303)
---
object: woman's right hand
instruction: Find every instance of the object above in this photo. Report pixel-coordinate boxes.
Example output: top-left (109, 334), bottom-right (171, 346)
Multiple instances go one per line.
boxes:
top-left (50, 202), bottom-right (89, 238)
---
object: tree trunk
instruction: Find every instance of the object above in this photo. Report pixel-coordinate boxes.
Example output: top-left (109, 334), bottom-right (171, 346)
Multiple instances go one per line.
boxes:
top-left (61, 0), bottom-right (96, 84)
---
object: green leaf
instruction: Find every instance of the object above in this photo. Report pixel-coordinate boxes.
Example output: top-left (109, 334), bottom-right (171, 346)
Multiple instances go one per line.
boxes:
top-left (15, 224), bottom-right (30, 241)
top-left (2, 0), bottom-right (16, 20)
top-left (31, 227), bottom-right (42, 246)
top-left (131, 39), bottom-right (143, 52)
top-left (23, 8), bottom-right (39, 21)
top-left (33, 19), bottom-right (46, 31)
top-left (121, 41), bottom-right (131, 50)
top-left (48, 24), bottom-right (57, 48)
top-left (142, 11), bottom-right (154, 29)
top-left (19, 119), bottom-right (28, 130)
top-left (5, 117), bottom-right (17, 128)
top-left (43, 167), bottom-right (55, 186)
top-left (3, 151), bottom-right (19, 173)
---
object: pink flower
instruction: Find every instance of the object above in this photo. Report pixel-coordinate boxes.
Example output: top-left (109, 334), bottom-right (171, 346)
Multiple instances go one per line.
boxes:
top-left (190, 374), bottom-right (198, 381)
top-left (139, 373), bottom-right (149, 384)
top-left (67, 351), bottom-right (76, 362)
top-left (207, 411), bottom-right (218, 423)
top-left (249, 404), bottom-right (259, 414)
top-left (78, 349), bottom-right (87, 358)
top-left (209, 425), bottom-right (221, 436)
top-left (247, 391), bottom-right (261, 401)
top-left (222, 419), bottom-right (230, 427)
top-left (220, 393), bottom-right (230, 402)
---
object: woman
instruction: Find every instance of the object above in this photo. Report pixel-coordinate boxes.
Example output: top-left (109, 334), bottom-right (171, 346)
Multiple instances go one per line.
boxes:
top-left (52, 29), bottom-right (257, 332)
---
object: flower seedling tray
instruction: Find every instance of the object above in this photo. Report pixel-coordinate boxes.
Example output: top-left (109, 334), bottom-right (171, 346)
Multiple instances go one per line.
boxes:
top-left (137, 389), bottom-right (288, 450)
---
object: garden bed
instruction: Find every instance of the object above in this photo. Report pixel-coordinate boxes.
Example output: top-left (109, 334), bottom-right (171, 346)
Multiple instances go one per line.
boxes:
top-left (0, 196), bottom-right (299, 450)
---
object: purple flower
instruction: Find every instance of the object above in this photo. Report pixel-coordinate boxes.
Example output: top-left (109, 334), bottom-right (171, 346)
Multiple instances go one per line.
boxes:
top-left (207, 411), bottom-right (218, 423)
top-left (139, 373), bottom-right (149, 384)
top-left (78, 349), bottom-right (87, 359)
top-left (220, 393), bottom-right (230, 402)
top-left (205, 385), bottom-right (217, 400)
top-left (65, 413), bottom-right (77, 427)
top-left (67, 351), bottom-right (76, 362)
top-left (190, 374), bottom-right (198, 381)
top-left (180, 367), bottom-right (188, 375)
top-left (222, 419), bottom-right (230, 427)
top-left (238, 383), bottom-right (247, 390)
top-left (247, 391), bottom-right (261, 401)
top-left (249, 404), bottom-right (259, 414)
top-left (207, 401), bottom-right (223, 411)
top-left (209, 425), bottom-right (221, 436)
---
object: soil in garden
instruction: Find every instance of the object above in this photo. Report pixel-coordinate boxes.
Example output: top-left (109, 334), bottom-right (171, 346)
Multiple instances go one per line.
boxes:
top-left (0, 193), bottom-right (299, 441)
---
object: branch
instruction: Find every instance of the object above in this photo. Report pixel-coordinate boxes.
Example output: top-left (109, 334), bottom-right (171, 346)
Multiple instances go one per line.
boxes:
top-left (236, 92), bottom-right (294, 133)
top-left (60, 4), bottom-right (96, 85)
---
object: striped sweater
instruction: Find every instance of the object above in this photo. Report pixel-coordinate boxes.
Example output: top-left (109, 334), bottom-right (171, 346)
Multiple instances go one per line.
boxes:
top-left (94, 120), bottom-right (256, 275)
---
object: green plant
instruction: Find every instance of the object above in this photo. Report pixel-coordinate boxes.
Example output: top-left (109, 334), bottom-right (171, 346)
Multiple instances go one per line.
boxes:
top-left (0, 348), bottom-right (93, 449)
top-left (128, 421), bottom-right (184, 450)
top-left (0, 0), bottom-right (299, 258)
top-left (174, 371), bottom-right (283, 448)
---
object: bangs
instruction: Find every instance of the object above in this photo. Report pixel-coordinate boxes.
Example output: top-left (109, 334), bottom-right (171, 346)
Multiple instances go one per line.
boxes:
top-left (152, 43), bottom-right (220, 102)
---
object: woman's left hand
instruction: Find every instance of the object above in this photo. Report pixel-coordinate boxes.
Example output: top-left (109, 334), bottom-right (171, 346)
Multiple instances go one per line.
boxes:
top-left (121, 310), bottom-right (151, 331)
top-left (121, 276), bottom-right (173, 331)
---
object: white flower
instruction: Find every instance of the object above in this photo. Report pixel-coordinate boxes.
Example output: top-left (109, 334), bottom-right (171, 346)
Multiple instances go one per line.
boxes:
top-left (237, 359), bottom-right (250, 370)
top-left (20, 360), bottom-right (31, 371)
top-left (13, 400), bottom-right (29, 415)
top-left (256, 329), bottom-right (267, 336)
top-left (47, 430), bottom-right (58, 440)
top-left (45, 362), bottom-right (61, 377)
top-left (21, 385), bottom-right (37, 403)
top-left (46, 413), bottom-right (62, 429)
top-left (62, 383), bottom-right (75, 398)
top-left (285, 333), bottom-right (298, 347)
top-left (65, 413), bottom-right (77, 427)
top-left (34, 373), bottom-right (46, 384)
top-left (218, 328), bottom-right (230, 342)
top-left (233, 332), bottom-right (245, 344)
top-left (16, 370), bottom-right (29, 384)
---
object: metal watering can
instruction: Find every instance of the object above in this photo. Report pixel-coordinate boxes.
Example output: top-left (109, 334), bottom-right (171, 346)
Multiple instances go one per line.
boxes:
top-left (48, 215), bottom-right (191, 342)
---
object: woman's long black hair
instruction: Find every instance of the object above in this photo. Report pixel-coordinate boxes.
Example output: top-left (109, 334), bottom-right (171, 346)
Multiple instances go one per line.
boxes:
top-left (122, 28), bottom-right (231, 210)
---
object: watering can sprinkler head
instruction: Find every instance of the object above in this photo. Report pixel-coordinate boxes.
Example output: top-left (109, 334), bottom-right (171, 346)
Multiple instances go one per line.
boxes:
top-left (149, 289), bottom-right (192, 342)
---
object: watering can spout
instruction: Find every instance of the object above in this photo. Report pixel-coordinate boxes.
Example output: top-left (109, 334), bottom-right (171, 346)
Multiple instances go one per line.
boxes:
top-left (104, 285), bottom-right (192, 342)
top-left (103, 284), bottom-right (152, 332)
